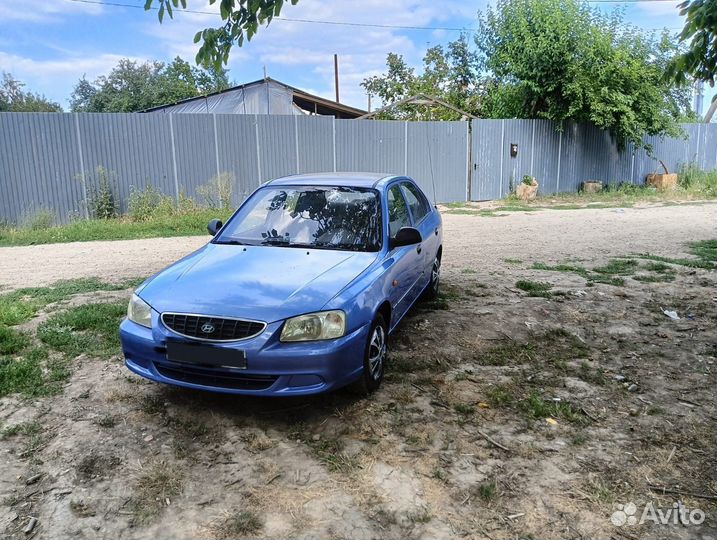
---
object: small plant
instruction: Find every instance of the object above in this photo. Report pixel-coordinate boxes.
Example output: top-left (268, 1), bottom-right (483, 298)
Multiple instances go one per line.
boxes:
top-left (128, 184), bottom-right (175, 222)
top-left (478, 481), bottom-right (498, 501)
top-left (85, 166), bottom-right (118, 219)
top-left (196, 172), bottom-right (233, 210)
top-left (515, 279), bottom-right (553, 297)
top-left (216, 511), bottom-right (263, 536)
top-left (23, 208), bottom-right (54, 230)
top-left (453, 403), bottom-right (474, 415)
top-left (522, 174), bottom-right (535, 186)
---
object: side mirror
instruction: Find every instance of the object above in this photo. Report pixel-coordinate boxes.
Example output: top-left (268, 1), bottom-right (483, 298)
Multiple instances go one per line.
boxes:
top-left (390, 226), bottom-right (422, 249)
top-left (207, 219), bottom-right (223, 236)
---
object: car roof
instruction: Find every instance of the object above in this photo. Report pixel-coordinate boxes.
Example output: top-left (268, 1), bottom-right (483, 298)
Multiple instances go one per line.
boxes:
top-left (266, 172), bottom-right (401, 189)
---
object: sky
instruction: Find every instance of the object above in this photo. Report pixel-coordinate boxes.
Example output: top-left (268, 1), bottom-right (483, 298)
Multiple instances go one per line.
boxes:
top-left (0, 0), bottom-right (711, 113)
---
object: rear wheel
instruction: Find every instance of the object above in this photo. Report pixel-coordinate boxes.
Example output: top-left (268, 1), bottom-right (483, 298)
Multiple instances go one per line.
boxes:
top-left (349, 314), bottom-right (387, 395)
top-left (422, 252), bottom-right (441, 300)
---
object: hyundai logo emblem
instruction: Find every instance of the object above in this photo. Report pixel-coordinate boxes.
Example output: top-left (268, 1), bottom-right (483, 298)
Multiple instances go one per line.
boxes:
top-left (201, 323), bottom-right (215, 334)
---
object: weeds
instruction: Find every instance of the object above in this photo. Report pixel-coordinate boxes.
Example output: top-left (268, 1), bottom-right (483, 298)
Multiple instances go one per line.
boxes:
top-left (0, 277), bottom-right (139, 326)
top-left (129, 462), bottom-right (183, 524)
top-left (38, 302), bottom-right (127, 359)
top-left (521, 392), bottom-right (588, 425)
top-left (515, 280), bottom-right (553, 298)
top-left (477, 481), bottom-right (498, 501)
top-left (213, 511), bottom-right (263, 537)
top-left (593, 259), bottom-right (639, 275)
top-left (86, 166), bottom-right (118, 219)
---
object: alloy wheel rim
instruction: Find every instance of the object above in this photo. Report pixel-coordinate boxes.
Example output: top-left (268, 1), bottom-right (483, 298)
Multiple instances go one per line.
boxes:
top-left (368, 325), bottom-right (386, 380)
top-left (432, 257), bottom-right (441, 288)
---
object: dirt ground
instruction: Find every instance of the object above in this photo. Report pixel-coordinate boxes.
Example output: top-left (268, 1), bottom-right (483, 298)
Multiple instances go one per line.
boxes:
top-left (1, 203), bottom-right (716, 539)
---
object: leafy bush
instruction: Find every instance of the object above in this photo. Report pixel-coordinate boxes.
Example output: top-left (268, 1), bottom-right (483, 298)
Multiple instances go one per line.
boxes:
top-left (86, 166), bottom-right (118, 219)
top-left (678, 163), bottom-right (717, 198)
top-left (128, 184), bottom-right (176, 222)
top-left (197, 172), bottom-right (233, 210)
top-left (22, 208), bottom-right (54, 230)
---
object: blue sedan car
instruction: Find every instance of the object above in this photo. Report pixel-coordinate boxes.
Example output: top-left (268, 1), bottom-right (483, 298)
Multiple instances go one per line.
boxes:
top-left (120, 173), bottom-right (442, 396)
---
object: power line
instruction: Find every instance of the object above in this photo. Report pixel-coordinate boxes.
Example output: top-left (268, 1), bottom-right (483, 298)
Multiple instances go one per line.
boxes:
top-left (66, 0), bottom-right (477, 31)
top-left (65, 0), bottom-right (682, 32)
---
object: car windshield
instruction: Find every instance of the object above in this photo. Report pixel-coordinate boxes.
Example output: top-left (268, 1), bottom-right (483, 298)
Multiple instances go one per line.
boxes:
top-left (215, 186), bottom-right (382, 252)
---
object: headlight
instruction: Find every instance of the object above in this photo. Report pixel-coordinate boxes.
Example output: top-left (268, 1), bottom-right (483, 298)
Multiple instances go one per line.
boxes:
top-left (280, 310), bottom-right (346, 342)
top-left (127, 293), bottom-right (152, 328)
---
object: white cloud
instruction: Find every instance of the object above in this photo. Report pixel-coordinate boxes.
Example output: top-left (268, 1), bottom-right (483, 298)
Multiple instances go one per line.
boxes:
top-left (141, 0), bottom-right (477, 108)
top-left (0, 51), bottom-right (148, 108)
top-left (0, 0), bottom-right (102, 22)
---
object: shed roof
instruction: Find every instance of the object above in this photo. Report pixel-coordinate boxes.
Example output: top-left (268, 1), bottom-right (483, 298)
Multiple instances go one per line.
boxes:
top-left (143, 77), bottom-right (366, 118)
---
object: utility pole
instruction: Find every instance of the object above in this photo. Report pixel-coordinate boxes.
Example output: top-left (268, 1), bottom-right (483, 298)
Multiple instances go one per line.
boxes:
top-left (334, 54), bottom-right (340, 103)
top-left (368, 93), bottom-right (372, 113)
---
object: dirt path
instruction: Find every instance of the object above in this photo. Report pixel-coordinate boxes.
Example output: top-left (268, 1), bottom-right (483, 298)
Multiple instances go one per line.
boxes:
top-left (0, 203), bottom-right (715, 290)
top-left (1, 202), bottom-right (716, 540)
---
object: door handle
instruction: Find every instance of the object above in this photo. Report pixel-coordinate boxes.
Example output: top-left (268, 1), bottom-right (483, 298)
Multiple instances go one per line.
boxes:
top-left (434, 228), bottom-right (439, 236)
top-left (416, 245), bottom-right (422, 254)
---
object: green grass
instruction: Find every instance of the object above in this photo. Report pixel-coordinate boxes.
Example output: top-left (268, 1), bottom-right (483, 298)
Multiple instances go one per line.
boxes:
top-left (593, 258), bottom-right (639, 275)
top-left (0, 326), bottom-right (31, 355)
top-left (515, 279), bottom-right (553, 297)
top-left (0, 279), bottom-right (140, 399)
top-left (37, 302), bottom-right (127, 359)
top-left (0, 208), bottom-right (232, 247)
top-left (503, 258), bottom-right (523, 264)
top-left (0, 346), bottom-right (70, 398)
top-left (521, 392), bottom-right (588, 425)
top-left (480, 329), bottom-right (589, 367)
top-left (0, 277), bottom-right (140, 327)
top-left (532, 262), bottom-right (590, 277)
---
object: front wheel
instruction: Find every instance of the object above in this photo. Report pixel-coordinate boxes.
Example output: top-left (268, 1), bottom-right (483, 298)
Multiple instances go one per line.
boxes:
top-left (422, 253), bottom-right (441, 300)
top-left (349, 314), bottom-right (387, 395)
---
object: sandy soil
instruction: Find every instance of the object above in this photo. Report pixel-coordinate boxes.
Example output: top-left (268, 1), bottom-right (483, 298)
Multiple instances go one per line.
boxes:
top-left (1, 203), bottom-right (714, 291)
top-left (1, 203), bottom-right (716, 540)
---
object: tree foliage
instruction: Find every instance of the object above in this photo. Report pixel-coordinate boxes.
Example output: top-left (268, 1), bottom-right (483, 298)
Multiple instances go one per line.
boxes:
top-left (665, 0), bottom-right (716, 87)
top-left (361, 35), bottom-right (480, 120)
top-left (146, 0), bottom-right (298, 68)
top-left (476, 0), bottom-right (692, 149)
top-left (364, 0), bottom-right (693, 149)
top-left (70, 57), bottom-right (230, 112)
top-left (0, 73), bottom-right (63, 112)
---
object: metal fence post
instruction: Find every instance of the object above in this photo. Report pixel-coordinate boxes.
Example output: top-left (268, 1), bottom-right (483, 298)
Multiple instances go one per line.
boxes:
top-left (212, 113), bottom-right (221, 181)
top-left (294, 115), bottom-right (300, 174)
top-left (168, 114), bottom-right (180, 202)
top-left (404, 121), bottom-right (408, 175)
top-left (73, 114), bottom-right (89, 219)
top-left (332, 117), bottom-right (337, 172)
top-left (556, 128), bottom-right (563, 192)
top-left (466, 120), bottom-right (472, 202)
top-left (254, 115), bottom-right (262, 186)
top-left (499, 119), bottom-right (505, 198)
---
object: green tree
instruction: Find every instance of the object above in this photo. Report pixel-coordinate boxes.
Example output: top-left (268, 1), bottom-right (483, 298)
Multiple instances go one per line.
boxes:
top-left (0, 73), bottom-right (62, 112)
top-left (361, 35), bottom-right (480, 120)
top-left (145, 0), bottom-right (299, 67)
top-left (665, 0), bottom-right (716, 86)
top-left (475, 0), bottom-right (692, 149)
top-left (70, 57), bottom-right (230, 112)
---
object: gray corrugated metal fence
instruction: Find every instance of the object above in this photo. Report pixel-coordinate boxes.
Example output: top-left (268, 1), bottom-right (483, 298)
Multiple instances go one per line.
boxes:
top-left (0, 113), bottom-right (715, 225)
top-left (471, 120), bottom-right (717, 199)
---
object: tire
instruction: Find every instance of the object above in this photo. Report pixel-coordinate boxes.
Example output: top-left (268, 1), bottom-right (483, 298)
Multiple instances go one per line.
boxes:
top-left (422, 251), bottom-right (441, 300)
top-left (349, 314), bottom-right (387, 395)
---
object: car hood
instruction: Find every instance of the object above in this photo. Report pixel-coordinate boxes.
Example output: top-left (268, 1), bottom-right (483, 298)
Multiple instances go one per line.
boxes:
top-left (138, 243), bottom-right (378, 323)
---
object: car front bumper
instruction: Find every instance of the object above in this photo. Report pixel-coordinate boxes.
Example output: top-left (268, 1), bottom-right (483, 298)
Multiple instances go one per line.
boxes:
top-left (120, 316), bottom-right (368, 396)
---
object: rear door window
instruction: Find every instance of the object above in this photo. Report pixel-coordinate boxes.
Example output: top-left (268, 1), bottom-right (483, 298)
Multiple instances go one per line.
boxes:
top-left (387, 185), bottom-right (411, 237)
top-left (400, 182), bottom-right (431, 224)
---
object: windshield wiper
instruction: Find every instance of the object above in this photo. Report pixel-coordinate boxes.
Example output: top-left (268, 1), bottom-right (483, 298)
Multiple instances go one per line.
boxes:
top-left (213, 239), bottom-right (251, 246)
top-left (261, 236), bottom-right (292, 246)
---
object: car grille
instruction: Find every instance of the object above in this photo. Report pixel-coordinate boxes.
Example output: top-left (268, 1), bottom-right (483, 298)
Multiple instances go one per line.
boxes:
top-left (155, 362), bottom-right (277, 391)
top-left (161, 313), bottom-right (265, 342)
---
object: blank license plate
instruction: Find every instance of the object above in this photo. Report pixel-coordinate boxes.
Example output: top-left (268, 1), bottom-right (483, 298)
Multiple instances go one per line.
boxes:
top-left (166, 341), bottom-right (247, 369)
